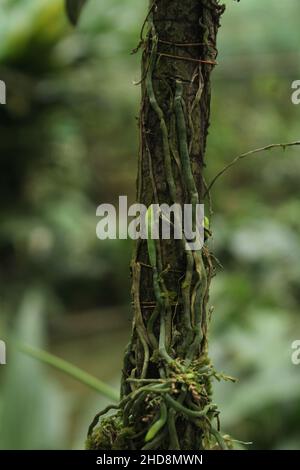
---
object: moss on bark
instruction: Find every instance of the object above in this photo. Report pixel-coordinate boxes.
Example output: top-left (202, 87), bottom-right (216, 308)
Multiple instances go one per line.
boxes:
top-left (88, 0), bottom-right (227, 451)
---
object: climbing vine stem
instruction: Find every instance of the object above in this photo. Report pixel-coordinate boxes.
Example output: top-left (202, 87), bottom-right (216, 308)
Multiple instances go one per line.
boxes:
top-left (87, 0), bottom-right (230, 451)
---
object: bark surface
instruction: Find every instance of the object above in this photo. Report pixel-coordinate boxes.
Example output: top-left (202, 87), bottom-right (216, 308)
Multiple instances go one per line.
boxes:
top-left (88, 0), bottom-right (226, 451)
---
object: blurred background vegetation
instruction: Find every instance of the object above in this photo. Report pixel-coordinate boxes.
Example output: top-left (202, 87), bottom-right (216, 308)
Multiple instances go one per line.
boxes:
top-left (0, 0), bottom-right (300, 450)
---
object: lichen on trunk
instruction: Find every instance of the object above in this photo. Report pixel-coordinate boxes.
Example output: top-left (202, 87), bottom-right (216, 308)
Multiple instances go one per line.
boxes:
top-left (87, 0), bottom-right (231, 451)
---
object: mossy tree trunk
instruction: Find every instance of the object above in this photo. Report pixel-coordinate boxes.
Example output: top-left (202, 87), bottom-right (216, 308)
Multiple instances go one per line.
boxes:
top-left (88, 0), bottom-right (226, 451)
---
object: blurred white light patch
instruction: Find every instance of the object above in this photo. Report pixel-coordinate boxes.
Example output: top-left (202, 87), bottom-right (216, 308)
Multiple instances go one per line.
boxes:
top-left (229, 221), bottom-right (299, 262)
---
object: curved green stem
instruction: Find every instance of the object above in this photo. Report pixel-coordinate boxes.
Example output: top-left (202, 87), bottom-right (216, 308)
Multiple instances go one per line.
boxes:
top-left (165, 394), bottom-right (214, 419)
top-left (145, 402), bottom-right (168, 443)
top-left (168, 408), bottom-right (180, 450)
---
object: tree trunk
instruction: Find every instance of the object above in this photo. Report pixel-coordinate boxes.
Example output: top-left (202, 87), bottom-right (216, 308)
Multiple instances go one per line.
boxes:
top-left (87, 0), bottom-right (226, 451)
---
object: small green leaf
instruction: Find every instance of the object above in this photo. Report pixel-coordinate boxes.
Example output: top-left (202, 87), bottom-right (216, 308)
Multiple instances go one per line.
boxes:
top-left (65, 0), bottom-right (88, 25)
top-left (203, 216), bottom-right (210, 230)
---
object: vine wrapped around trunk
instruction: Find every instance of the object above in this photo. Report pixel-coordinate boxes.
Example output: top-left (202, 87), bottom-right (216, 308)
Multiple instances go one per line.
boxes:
top-left (87, 0), bottom-right (233, 451)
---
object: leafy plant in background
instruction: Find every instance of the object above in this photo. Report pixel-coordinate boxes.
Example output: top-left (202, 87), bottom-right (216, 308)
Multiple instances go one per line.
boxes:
top-left (0, 291), bottom-right (69, 450)
top-left (1, 0), bottom-right (300, 451)
top-left (62, 0), bottom-right (299, 451)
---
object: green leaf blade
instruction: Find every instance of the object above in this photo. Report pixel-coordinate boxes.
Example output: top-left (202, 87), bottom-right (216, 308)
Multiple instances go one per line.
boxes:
top-left (65, 0), bottom-right (88, 25)
top-left (18, 343), bottom-right (119, 403)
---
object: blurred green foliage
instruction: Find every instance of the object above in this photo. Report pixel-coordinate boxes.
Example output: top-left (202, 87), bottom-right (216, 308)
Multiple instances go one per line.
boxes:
top-left (0, 0), bottom-right (300, 450)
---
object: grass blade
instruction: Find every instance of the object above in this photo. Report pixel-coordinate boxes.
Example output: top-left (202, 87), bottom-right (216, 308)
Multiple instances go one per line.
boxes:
top-left (18, 343), bottom-right (119, 402)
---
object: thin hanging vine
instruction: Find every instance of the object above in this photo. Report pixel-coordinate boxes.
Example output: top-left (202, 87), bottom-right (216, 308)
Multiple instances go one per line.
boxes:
top-left (62, 0), bottom-right (300, 451)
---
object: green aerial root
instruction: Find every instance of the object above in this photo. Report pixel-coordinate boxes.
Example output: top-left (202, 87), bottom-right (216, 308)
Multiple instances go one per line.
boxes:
top-left (87, 360), bottom-right (237, 450)
top-left (88, 5), bottom-right (233, 451)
